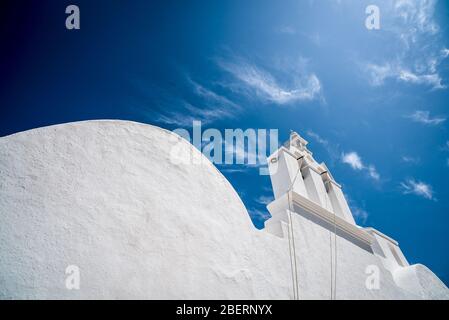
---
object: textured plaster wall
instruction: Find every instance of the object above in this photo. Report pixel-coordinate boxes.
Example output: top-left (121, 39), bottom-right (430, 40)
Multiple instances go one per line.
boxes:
top-left (0, 120), bottom-right (447, 299)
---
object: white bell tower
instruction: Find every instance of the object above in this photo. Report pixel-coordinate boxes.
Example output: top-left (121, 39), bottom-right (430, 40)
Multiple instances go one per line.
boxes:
top-left (267, 131), bottom-right (356, 226)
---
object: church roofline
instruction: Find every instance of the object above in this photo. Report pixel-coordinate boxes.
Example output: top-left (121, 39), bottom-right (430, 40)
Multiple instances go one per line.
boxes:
top-left (364, 227), bottom-right (399, 246)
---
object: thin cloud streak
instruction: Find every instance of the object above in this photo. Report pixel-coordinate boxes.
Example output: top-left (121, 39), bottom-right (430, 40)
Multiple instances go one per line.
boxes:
top-left (256, 195), bottom-right (274, 206)
top-left (400, 178), bottom-right (435, 200)
top-left (401, 156), bottom-right (420, 164)
top-left (364, 62), bottom-right (445, 90)
top-left (406, 110), bottom-right (446, 125)
top-left (248, 208), bottom-right (271, 221)
top-left (217, 57), bottom-right (322, 105)
top-left (307, 130), bottom-right (329, 146)
top-left (351, 206), bottom-right (369, 224)
top-left (155, 77), bottom-right (240, 127)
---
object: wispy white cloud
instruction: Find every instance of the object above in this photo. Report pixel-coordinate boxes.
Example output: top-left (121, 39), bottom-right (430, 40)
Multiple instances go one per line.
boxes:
top-left (363, 62), bottom-right (445, 89)
top-left (398, 70), bottom-right (444, 89)
top-left (364, 63), bottom-right (394, 87)
top-left (256, 195), bottom-right (274, 206)
top-left (156, 102), bottom-right (231, 127)
top-left (393, 0), bottom-right (438, 40)
top-left (400, 178), bottom-right (435, 200)
top-left (188, 78), bottom-right (240, 111)
top-left (306, 130), bottom-right (342, 164)
top-left (307, 131), bottom-right (381, 182)
top-left (342, 152), bottom-right (364, 170)
top-left (361, 0), bottom-right (448, 90)
top-left (217, 57), bottom-right (322, 105)
top-left (341, 151), bottom-right (380, 181)
top-left (345, 193), bottom-right (369, 225)
top-left (155, 78), bottom-right (240, 127)
top-left (155, 113), bottom-right (193, 127)
top-left (301, 128), bottom-right (387, 188)
top-left (307, 130), bottom-right (329, 147)
top-left (277, 25), bottom-right (296, 35)
top-left (406, 110), bottom-right (446, 125)
top-left (441, 48), bottom-right (449, 58)
top-left (401, 155), bottom-right (420, 164)
top-left (367, 165), bottom-right (380, 180)
top-left (351, 206), bottom-right (369, 224)
top-left (248, 208), bottom-right (271, 221)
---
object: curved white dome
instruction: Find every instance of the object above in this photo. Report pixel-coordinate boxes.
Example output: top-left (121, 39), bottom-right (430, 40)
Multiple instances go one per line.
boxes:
top-left (0, 120), bottom-right (290, 299)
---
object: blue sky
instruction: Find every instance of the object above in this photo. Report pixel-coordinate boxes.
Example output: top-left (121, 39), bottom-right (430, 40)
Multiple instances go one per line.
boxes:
top-left (1, 1), bottom-right (448, 285)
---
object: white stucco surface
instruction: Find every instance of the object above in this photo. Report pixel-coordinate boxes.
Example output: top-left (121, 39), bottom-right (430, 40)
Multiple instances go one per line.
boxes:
top-left (0, 120), bottom-right (447, 299)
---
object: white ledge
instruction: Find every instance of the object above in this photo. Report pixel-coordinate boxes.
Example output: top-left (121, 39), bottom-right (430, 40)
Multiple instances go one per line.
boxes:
top-left (290, 191), bottom-right (374, 247)
top-left (364, 227), bottom-right (399, 246)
